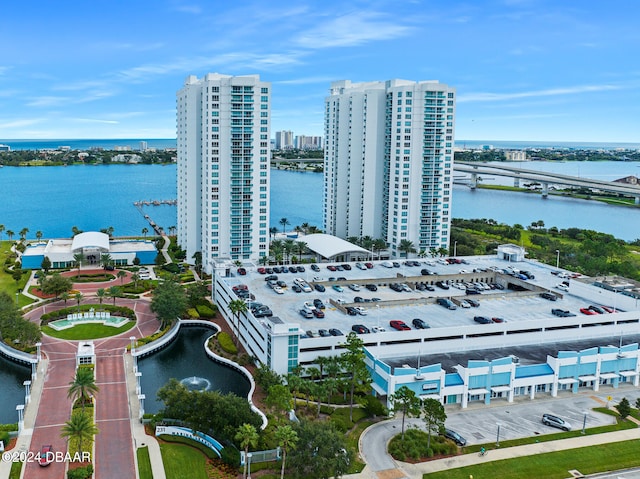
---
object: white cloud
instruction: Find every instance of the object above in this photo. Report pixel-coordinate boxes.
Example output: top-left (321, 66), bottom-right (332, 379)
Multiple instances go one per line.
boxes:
top-left (458, 84), bottom-right (622, 103)
top-left (276, 76), bottom-right (336, 85)
top-left (0, 118), bottom-right (43, 129)
top-left (294, 11), bottom-right (412, 49)
top-left (71, 118), bottom-right (119, 124)
top-left (26, 96), bottom-right (70, 107)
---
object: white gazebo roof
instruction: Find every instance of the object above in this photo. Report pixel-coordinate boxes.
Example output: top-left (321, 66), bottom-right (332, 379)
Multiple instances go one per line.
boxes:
top-left (299, 234), bottom-right (369, 260)
top-left (71, 232), bottom-right (110, 252)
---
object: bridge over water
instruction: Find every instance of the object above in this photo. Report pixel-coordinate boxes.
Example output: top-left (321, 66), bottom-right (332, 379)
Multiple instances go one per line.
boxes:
top-left (454, 161), bottom-right (640, 204)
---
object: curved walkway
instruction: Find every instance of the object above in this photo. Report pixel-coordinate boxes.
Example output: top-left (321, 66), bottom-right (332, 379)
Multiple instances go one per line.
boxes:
top-left (16, 295), bottom-right (165, 479)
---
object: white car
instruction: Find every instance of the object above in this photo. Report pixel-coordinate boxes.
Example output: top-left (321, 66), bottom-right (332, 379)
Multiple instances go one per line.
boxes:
top-left (355, 262), bottom-right (367, 270)
top-left (348, 284), bottom-right (361, 291)
top-left (303, 301), bottom-right (316, 311)
top-left (401, 284), bottom-right (412, 292)
top-left (371, 326), bottom-right (386, 333)
top-left (381, 261), bottom-right (393, 268)
top-left (354, 307), bottom-right (367, 316)
top-left (556, 283), bottom-right (569, 292)
top-left (273, 286), bottom-right (284, 294)
top-left (459, 300), bottom-right (471, 308)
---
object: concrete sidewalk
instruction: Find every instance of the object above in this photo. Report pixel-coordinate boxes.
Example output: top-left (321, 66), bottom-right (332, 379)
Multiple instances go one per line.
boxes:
top-left (124, 353), bottom-right (166, 479)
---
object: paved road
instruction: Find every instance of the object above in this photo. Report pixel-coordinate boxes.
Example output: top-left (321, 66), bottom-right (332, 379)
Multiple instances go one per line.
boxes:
top-left (21, 293), bottom-right (161, 479)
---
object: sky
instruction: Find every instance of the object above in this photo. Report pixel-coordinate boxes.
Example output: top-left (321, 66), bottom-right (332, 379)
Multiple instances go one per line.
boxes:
top-left (1, 0), bottom-right (639, 143)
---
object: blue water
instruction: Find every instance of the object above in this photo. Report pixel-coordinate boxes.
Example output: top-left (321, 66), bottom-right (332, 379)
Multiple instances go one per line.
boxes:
top-left (0, 138), bottom-right (176, 151)
top-left (0, 357), bottom-right (30, 424)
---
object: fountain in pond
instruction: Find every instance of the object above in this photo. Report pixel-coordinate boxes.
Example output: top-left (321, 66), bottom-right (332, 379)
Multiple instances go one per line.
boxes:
top-left (180, 376), bottom-right (212, 391)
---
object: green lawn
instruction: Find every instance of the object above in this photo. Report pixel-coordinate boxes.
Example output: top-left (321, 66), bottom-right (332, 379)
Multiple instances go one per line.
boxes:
top-left (160, 442), bottom-right (210, 479)
top-left (137, 446), bottom-right (153, 479)
top-left (424, 439), bottom-right (640, 479)
top-left (42, 321), bottom-right (135, 340)
top-left (0, 241), bottom-right (34, 307)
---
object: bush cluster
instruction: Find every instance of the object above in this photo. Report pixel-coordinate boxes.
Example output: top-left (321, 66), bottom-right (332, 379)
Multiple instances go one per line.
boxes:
top-left (134, 327), bottom-right (171, 347)
top-left (217, 332), bottom-right (238, 354)
top-left (186, 308), bottom-right (200, 318)
top-left (388, 428), bottom-right (457, 461)
top-left (195, 304), bottom-right (215, 318)
top-left (67, 464), bottom-right (93, 479)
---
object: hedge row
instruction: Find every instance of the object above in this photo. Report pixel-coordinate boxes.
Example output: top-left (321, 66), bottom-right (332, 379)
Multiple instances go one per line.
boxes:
top-left (217, 332), bottom-right (238, 354)
top-left (196, 304), bottom-right (215, 318)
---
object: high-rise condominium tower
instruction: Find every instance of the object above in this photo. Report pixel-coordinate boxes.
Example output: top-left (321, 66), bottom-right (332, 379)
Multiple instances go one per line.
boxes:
top-left (177, 73), bottom-right (271, 273)
top-left (324, 79), bottom-right (455, 257)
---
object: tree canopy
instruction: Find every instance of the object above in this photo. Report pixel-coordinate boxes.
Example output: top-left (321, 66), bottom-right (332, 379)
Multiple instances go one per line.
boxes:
top-left (150, 279), bottom-right (187, 327)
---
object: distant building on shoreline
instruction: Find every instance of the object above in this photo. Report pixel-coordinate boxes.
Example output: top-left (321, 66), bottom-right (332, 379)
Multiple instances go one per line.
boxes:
top-left (323, 79), bottom-right (456, 257)
top-left (176, 73), bottom-right (271, 273)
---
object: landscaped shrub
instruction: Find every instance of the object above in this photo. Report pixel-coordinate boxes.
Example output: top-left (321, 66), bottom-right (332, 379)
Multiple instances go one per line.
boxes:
top-left (67, 464), bottom-right (93, 479)
top-left (219, 447), bottom-right (241, 467)
top-left (195, 304), bottom-right (215, 318)
top-left (162, 263), bottom-right (181, 274)
top-left (186, 308), bottom-right (200, 318)
top-left (0, 430), bottom-right (10, 445)
top-left (217, 332), bottom-right (238, 354)
top-left (388, 428), bottom-right (456, 462)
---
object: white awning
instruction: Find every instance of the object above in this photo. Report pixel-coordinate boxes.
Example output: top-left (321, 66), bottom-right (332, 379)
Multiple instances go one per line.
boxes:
top-left (579, 375), bottom-right (597, 382)
top-left (491, 385), bottom-right (512, 393)
top-left (599, 372), bottom-right (620, 379)
top-left (558, 377), bottom-right (578, 385)
top-left (467, 388), bottom-right (489, 395)
top-left (420, 394), bottom-right (441, 400)
top-left (619, 370), bottom-right (639, 377)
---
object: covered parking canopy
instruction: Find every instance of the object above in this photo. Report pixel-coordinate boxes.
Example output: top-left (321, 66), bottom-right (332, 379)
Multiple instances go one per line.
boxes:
top-left (299, 233), bottom-right (370, 261)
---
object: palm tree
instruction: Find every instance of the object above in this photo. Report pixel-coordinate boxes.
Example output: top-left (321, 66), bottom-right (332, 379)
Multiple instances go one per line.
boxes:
top-left (100, 253), bottom-right (113, 269)
top-left (117, 270), bottom-right (127, 285)
top-left (106, 226), bottom-right (114, 237)
top-left (71, 226), bottom-right (82, 236)
top-left (67, 368), bottom-right (99, 413)
top-left (0, 224), bottom-right (4, 241)
top-left (74, 292), bottom-right (84, 312)
top-left (269, 226), bottom-right (278, 241)
top-left (6, 230), bottom-right (14, 242)
top-left (60, 292), bottom-right (70, 304)
top-left (35, 230), bottom-right (43, 242)
top-left (96, 288), bottom-right (106, 306)
top-left (19, 228), bottom-right (29, 241)
top-left (228, 299), bottom-right (248, 347)
top-left (361, 236), bottom-right (374, 260)
top-left (274, 425), bottom-right (298, 479)
top-left (60, 411), bottom-right (99, 457)
top-left (279, 217), bottom-right (290, 234)
top-left (398, 239), bottom-right (416, 258)
top-left (295, 241), bottom-right (308, 259)
top-left (168, 225), bottom-right (177, 236)
top-left (373, 238), bottom-right (387, 260)
top-left (235, 423), bottom-right (259, 479)
top-left (141, 227), bottom-right (149, 238)
top-left (131, 272), bottom-right (141, 288)
top-left (283, 239), bottom-right (296, 264)
top-left (258, 255), bottom-right (269, 266)
top-left (73, 253), bottom-right (84, 277)
top-left (107, 286), bottom-right (121, 305)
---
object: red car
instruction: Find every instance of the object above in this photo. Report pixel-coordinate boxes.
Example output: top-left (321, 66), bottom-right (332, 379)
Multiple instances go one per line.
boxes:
top-left (580, 307), bottom-right (598, 315)
top-left (600, 306), bottom-right (617, 313)
top-left (389, 320), bottom-right (411, 331)
top-left (257, 267), bottom-right (266, 274)
top-left (364, 262), bottom-right (374, 269)
top-left (38, 445), bottom-right (54, 467)
top-left (313, 309), bottom-right (325, 318)
top-left (237, 267), bottom-right (246, 275)
top-left (327, 265), bottom-right (337, 271)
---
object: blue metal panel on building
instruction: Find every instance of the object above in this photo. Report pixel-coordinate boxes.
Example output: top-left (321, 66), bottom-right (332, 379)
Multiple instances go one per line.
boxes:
top-left (444, 373), bottom-right (464, 387)
top-left (515, 363), bottom-right (554, 378)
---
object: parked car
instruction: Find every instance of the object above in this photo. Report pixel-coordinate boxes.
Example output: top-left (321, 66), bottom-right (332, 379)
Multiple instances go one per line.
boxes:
top-left (467, 299), bottom-right (480, 308)
top-left (341, 264), bottom-right (352, 270)
top-left (38, 445), bottom-right (54, 467)
top-left (412, 318), bottom-right (429, 329)
top-left (292, 284), bottom-right (302, 293)
top-left (237, 267), bottom-right (246, 275)
top-left (348, 283), bottom-right (361, 291)
top-left (443, 429), bottom-right (467, 447)
top-left (392, 262), bottom-right (401, 268)
top-left (265, 275), bottom-right (278, 282)
top-left (329, 328), bottom-right (343, 336)
top-left (288, 266), bottom-right (297, 273)
top-left (314, 283), bottom-right (326, 292)
top-left (555, 283), bottom-right (569, 292)
top-left (542, 413), bottom-right (571, 431)
top-left (345, 306), bottom-right (358, 316)
top-left (364, 262), bottom-right (374, 269)
top-left (273, 266), bottom-right (282, 274)
top-left (354, 306), bottom-right (367, 316)
top-left (588, 305), bottom-right (606, 314)
top-left (580, 307), bottom-right (598, 315)
top-left (272, 286), bottom-right (284, 295)
top-left (435, 281), bottom-right (450, 290)
top-left (381, 261), bottom-right (393, 268)
top-left (540, 292), bottom-right (558, 301)
top-left (552, 308), bottom-right (576, 317)
top-left (313, 309), bottom-right (325, 318)
top-left (354, 296), bottom-right (364, 303)
top-left (313, 299), bottom-right (326, 309)
top-left (491, 317), bottom-right (505, 323)
top-left (332, 285), bottom-right (344, 292)
top-left (257, 267), bottom-right (266, 274)
top-left (371, 326), bottom-right (386, 333)
top-left (311, 264), bottom-right (320, 272)
top-left (305, 330), bottom-right (315, 338)
top-left (297, 265), bottom-right (305, 272)
top-left (365, 284), bottom-right (378, 291)
top-left (351, 324), bottom-right (370, 334)
top-left (459, 300), bottom-right (471, 308)
top-left (327, 265), bottom-right (337, 271)
top-left (390, 320), bottom-right (411, 331)
top-left (473, 316), bottom-right (492, 324)
top-left (253, 307), bottom-right (273, 318)
top-left (436, 298), bottom-right (457, 310)
top-left (318, 329), bottom-right (331, 337)
top-left (299, 309), bottom-right (313, 319)
top-left (356, 262), bottom-right (367, 270)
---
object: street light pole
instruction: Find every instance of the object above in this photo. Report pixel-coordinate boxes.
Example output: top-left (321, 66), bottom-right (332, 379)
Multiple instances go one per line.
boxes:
top-left (454, 241), bottom-right (457, 257)
top-left (555, 250), bottom-right (560, 269)
top-left (496, 422), bottom-right (501, 447)
top-left (582, 411), bottom-right (588, 434)
top-left (247, 452), bottom-right (253, 479)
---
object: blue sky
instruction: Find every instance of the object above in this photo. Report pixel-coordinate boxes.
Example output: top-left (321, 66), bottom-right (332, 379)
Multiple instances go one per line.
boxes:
top-left (1, 0), bottom-right (639, 142)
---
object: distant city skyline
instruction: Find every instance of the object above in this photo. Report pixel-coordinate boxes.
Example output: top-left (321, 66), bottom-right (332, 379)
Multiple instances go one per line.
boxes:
top-left (2, 1), bottom-right (639, 142)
